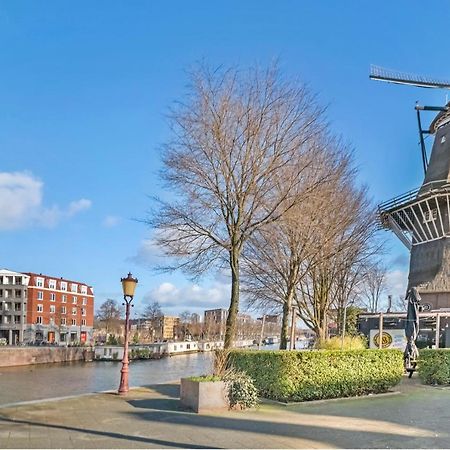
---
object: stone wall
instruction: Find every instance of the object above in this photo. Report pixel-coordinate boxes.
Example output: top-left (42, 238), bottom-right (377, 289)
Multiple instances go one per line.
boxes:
top-left (0, 347), bottom-right (93, 367)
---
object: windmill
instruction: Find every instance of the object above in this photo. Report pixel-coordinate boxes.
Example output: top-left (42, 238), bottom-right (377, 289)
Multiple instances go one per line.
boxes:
top-left (372, 65), bottom-right (450, 310)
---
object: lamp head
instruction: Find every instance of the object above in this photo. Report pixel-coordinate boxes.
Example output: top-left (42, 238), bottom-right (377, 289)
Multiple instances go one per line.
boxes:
top-left (121, 272), bottom-right (138, 298)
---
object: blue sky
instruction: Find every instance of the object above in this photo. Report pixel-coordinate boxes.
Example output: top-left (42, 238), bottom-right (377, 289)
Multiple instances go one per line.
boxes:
top-left (1, 1), bottom-right (450, 316)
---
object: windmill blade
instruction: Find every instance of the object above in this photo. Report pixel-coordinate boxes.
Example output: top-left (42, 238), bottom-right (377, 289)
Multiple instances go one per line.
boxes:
top-left (370, 65), bottom-right (450, 89)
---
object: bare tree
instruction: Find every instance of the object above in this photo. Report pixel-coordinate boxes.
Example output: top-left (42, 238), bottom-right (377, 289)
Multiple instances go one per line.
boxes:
top-left (358, 262), bottom-right (387, 313)
top-left (96, 299), bottom-right (123, 334)
top-left (243, 139), bottom-right (369, 348)
top-left (143, 301), bottom-right (163, 320)
top-left (151, 63), bottom-right (330, 348)
top-left (179, 310), bottom-right (192, 339)
top-left (294, 180), bottom-right (380, 343)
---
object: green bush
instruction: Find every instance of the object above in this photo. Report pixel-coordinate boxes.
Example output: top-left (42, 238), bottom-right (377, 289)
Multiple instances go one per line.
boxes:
top-left (419, 349), bottom-right (450, 385)
top-left (229, 349), bottom-right (403, 402)
top-left (318, 335), bottom-right (367, 350)
top-left (224, 370), bottom-right (259, 409)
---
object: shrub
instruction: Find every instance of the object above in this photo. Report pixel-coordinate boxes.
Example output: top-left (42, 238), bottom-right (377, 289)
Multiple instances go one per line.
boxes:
top-left (224, 370), bottom-right (259, 409)
top-left (318, 335), bottom-right (367, 350)
top-left (419, 349), bottom-right (450, 385)
top-left (213, 349), bottom-right (231, 377)
top-left (106, 334), bottom-right (119, 345)
top-left (229, 349), bottom-right (403, 402)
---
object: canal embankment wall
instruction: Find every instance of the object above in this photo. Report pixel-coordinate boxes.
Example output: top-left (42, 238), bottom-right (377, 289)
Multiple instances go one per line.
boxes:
top-left (0, 347), bottom-right (93, 367)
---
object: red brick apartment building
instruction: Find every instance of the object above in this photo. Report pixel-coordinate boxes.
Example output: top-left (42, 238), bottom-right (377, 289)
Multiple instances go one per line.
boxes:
top-left (24, 273), bottom-right (94, 345)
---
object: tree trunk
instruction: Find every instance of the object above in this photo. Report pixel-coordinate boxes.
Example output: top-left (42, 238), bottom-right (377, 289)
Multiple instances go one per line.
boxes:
top-left (224, 249), bottom-right (240, 349)
top-left (315, 325), bottom-right (327, 346)
top-left (280, 288), bottom-right (294, 350)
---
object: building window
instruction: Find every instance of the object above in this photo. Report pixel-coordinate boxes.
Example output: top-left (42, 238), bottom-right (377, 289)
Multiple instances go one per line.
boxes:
top-left (71, 283), bottom-right (78, 293)
top-left (60, 281), bottom-right (67, 291)
top-left (71, 319), bottom-right (76, 326)
top-left (62, 295), bottom-right (67, 303)
top-left (48, 279), bottom-right (56, 289)
top-left (50, 305), bottom-right (55, 313)
top-left (61, 318), bottom-right (66, 325)
top-left (36, 278), bottom-right (44, 287)
top-left (15, 276), bottom-right (22, 285)
top-left (72, 296), bottom-right (77, 304)
top-left (36, 316), bottom-right (43, 324)
top-left (14, 303), bottom-right (21, 311)
top-left (72, 307), bottom-right (77, 315)
top-left (50, 293), bottom-right (56, 302)
top-left (80, 286), bottom-right (87, 295)
top-left (61, 306), bottom-right (66, 314)
top-left (82, 297), bottom-right (87, 305)
top-left (15, 290), bottom-right (21, 298)
top-left (81, 319), bottom-right (86, 326)
top-left (81, 308), bottom-right (86, 316)
top-left (37, 291), bottom-right (43, 300)
top-left (37, 304), bottom-right (43, 312)
top-left (14, 316), bottom-right (21, 324)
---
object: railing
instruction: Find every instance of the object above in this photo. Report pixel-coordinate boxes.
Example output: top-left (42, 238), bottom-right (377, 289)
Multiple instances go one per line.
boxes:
top-left (378, 187), bottom-right (420, 212)
top-left (378, 181), bottom-right (450, 213)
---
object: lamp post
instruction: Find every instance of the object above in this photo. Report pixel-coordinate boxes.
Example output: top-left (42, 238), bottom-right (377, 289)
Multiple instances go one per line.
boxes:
top-left (118, 272), bottom-right (138, 395)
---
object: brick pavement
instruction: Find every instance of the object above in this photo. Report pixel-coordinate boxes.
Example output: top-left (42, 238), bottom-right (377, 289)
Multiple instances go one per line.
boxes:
top-left (0, 377), bottom-right (448, 448)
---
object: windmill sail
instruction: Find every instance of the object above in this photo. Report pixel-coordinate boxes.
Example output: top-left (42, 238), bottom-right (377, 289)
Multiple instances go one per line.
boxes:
top-left (370, 65), bottom-right (450, 89)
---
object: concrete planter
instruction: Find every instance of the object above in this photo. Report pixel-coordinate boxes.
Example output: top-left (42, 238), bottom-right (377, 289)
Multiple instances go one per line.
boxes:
top-left (180, 378), bottom-right (229, 413)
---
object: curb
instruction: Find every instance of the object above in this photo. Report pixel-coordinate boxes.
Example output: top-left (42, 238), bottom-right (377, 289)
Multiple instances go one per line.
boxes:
top-left (261, 390), bottom-right (402, 406)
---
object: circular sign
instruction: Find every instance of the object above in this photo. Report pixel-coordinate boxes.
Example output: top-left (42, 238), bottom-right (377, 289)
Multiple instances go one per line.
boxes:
top-left (373, 332), bottom-right (393, 348)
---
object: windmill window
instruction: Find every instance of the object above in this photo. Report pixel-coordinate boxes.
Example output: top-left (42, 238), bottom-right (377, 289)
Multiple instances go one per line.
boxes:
top-left (423, 209), bottom-right (437, 222)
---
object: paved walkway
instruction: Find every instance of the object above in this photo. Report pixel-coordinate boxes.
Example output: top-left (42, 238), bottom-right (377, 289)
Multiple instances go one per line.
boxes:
top-left (0, 377), bottom-right (448, 448)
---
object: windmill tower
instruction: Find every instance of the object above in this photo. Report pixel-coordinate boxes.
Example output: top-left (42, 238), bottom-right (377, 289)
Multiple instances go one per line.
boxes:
top-left (372, 65), bottom-right (450, 310)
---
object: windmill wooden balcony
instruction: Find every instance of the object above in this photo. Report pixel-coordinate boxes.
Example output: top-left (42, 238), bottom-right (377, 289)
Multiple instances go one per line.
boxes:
top-left (378, 181), bottom-right (450, 250)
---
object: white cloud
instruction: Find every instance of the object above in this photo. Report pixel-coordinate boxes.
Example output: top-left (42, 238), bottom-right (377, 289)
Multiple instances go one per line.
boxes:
top-left (385, 269), bottom-right (408, 299)
top-left (0, 171), bottom-right (92, 230)
top-left (143, 280), bottom-right (231, 315)
top-left (129, 238), bottom-right (165, 266)
top-left (67, 199), bottom-right (92, 216)
top-left (102, 215), bottom-right (121, 228)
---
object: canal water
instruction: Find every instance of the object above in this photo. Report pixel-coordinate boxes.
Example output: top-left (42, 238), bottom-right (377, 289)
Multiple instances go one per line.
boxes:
top-left (0, 343), bottom-right (286, 406)
top-left (0, 352), bottom-right (213, 406)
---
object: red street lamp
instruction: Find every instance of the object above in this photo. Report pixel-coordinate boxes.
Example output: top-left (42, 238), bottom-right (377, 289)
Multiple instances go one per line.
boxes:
top-left (118, 272), bottom-right (138, 395)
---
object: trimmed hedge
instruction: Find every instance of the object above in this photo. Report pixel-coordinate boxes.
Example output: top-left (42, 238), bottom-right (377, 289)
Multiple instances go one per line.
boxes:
top-left (418, 349), bottom-right (450, 385)
top-left (229, 349), bottom-right (403, 402)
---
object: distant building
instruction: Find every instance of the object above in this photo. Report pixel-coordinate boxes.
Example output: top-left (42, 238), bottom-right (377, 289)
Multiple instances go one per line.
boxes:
top-left (0, 269), bottom-right (30, 345)
top-left (154, 315), bottom-right (180, 340)
top-left (204, 308), bottom-right (228, 325)
top-left (25, 272), bottom-right (95, 345)
top-left (237, 313), bottom-right (252, 324)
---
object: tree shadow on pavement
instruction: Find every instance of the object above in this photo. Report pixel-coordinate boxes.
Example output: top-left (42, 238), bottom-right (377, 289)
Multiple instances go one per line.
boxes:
top-left (127, 397), bottom-right (186, 412)
top-left (143, 383), bottom-right (180, 398)
top-left (122, 407), bottom-right (440, 449)
top-left (0, 416), bottom-right (215, 449)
